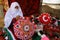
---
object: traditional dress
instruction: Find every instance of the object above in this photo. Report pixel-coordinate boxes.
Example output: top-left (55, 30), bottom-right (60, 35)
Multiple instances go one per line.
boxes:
top-left (4, 2), bottom-right (23, 40)
top-left (4, 2), bottom-right (23, 28)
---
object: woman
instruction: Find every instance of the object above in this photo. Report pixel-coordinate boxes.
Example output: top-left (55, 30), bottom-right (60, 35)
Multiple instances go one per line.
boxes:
top-left (4, 2), bottom-right (23, 28)
top-left (4, 2), bottom-right (23, 40)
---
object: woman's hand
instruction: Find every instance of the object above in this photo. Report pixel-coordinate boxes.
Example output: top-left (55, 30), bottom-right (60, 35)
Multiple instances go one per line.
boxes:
top-left (16, 15), bottom-right (20, 20)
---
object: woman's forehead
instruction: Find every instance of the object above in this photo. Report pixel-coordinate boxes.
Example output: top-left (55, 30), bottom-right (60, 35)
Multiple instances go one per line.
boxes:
top-left (15, 6), bottom-right (19, 7)
top-left (10, 2), bottom-right (19, 8)
top-left (15, 6), bottom-right (19, 8)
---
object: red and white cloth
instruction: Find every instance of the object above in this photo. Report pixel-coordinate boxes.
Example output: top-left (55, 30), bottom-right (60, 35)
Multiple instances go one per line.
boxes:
top-left (41, 34), bottom-right (50, 40)
top-left (39, 13), bottom-right (51, 25)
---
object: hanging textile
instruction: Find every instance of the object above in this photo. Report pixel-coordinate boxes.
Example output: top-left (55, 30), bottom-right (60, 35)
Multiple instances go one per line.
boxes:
top-left (8, 0), bottom-right (40, 16)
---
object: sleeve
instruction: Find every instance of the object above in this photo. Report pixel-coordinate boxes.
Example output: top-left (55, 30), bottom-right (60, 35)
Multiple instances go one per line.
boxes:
top-left (4, 9), bottom-right (13, 28)
top-left (4, 16), bottom-right (12, 28)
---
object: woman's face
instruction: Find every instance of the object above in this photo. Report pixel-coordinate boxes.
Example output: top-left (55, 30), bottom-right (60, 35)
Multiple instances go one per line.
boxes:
top-left (15, 6), bottom-right (19, 9)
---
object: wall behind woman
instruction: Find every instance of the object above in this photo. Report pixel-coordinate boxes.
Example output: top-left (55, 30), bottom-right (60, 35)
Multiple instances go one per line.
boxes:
top-left (0, 0), bottom-right (4, 28)
top-left (3, 0), bottom-right (9, 15)
top-left (42, 0), bottom-right (60, 19)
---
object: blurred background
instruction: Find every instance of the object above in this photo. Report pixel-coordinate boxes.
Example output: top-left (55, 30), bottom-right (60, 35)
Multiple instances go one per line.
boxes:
top-left (42, 0), bottom-right (60, 18)
top-left (0, 0), bottom-right (60, 40)
top-left (0, 0), bottom-right (9, 27)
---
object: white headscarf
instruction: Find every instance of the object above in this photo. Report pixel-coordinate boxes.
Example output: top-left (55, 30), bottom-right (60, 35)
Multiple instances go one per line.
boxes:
top-left (4, 2), bottom-right (23, 28)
